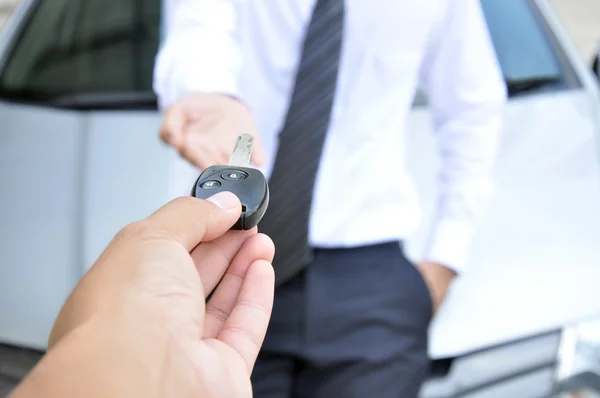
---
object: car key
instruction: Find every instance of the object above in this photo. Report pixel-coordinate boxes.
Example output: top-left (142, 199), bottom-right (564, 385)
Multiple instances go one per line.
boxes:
top-left (190, 134), bottom-right (269, 230)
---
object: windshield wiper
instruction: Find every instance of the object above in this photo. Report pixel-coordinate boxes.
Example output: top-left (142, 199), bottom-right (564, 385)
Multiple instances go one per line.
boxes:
top-left (506, 76), bottom-right (561, 95)
top-left (50, 91), bottom-right (157, 110)
top-left (0, 86), bottom-right (58, 103)
top-left (0, 87), bottom-right (157, 110)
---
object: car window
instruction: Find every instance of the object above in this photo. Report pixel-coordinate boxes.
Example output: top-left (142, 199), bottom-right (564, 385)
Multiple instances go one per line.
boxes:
top-left (482, 0), bottom-right (561, 82)
top-left (0, 0), bottom-right (160, 103)
top-left (414, 0), bottom-right (576, 106)
top-left (0, 0), bottom-right (574, 108)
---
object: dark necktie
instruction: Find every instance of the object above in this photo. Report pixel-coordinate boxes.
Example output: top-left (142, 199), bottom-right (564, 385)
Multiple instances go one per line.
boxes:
top-left (258, 0), bottom-right (345, 286)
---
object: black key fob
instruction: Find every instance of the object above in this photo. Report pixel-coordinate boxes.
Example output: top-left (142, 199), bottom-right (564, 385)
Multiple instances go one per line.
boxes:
top-left (190, 135), bottom-right (269, 230)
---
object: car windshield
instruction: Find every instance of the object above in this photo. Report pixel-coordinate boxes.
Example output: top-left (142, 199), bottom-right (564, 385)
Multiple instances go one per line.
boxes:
top-left (0, 0), bottom-right (575, 108)
top-left (482, 0), bottom-right (562, 82)
top-left (0, 0), bottom-right (160, 105)
top-left (411, 0), bottom-right (569, 105)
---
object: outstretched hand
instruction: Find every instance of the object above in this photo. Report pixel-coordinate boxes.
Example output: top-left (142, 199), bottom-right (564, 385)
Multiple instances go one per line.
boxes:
top-left (13, 192), bottom-right (275, 398)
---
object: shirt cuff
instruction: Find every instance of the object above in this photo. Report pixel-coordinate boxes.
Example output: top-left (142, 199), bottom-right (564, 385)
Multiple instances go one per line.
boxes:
top-left (423, 218), bottom-right (476, 274)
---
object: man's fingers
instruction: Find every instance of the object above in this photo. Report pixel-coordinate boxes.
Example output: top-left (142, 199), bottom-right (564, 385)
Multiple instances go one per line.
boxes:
top-left (160, 95), bottom-right (209, 150)
top-left (180, 142), bottom-right (211, 170)
top-left (190, 228), bottom-right (257, 298)
top-left (250, 150), bottom-right (265, 166)
top-left (203, 233), bottom-right (274, 338)
top-left (160, 105), bottom-right (187, 150)
top-left (250, 140), bottom-right (266, 166)
top-left (182, 131), bottom-right (230, 169)
top-left (146, 193), bottom-right (241, 251)
top-left (217, 259), bottom-right (275, 374)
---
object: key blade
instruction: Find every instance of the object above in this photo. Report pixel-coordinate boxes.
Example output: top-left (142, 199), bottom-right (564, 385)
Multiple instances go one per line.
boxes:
top-left (229, 134), bottom-right (254, 167)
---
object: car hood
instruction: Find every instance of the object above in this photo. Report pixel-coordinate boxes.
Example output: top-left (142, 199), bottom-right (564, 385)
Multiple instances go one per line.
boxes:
top-left (404, 90), bottom-right (600, 359)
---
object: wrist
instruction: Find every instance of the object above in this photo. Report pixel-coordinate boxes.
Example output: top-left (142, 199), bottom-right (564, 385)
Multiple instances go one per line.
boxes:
top-left (15, 315), bottom-right (173, 398)
top-left (217, 92), bottom-right (253, 114)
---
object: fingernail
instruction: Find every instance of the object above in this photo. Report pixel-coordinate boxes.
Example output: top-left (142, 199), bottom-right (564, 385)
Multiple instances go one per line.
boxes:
top-left (206, 191), bottom-right (239, 210)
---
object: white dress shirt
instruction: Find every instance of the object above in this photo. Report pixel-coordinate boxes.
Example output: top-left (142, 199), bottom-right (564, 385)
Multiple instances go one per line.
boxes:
top-left (153, 0), bottom-right (507, 274)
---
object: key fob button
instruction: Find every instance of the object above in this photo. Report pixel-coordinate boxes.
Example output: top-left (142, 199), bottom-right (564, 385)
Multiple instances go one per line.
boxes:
top-left (221, 170), bottom-right (248, 181)
top-left (192, 165), bottom-right (269, 231)
top-left (191, 134), bottom-right (268, 232)
top-left (200, 180), bottom-right (221, 189)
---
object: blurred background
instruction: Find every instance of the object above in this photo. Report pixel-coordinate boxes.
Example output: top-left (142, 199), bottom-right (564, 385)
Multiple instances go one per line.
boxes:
top-left (0, 0), bottom-right (599, 397)
top-left (0, 1), bottom-right (19, 28)
top-left (0, 0), bottom-right (597, 59)
top-left (549, 0), bottom-right (600, 62)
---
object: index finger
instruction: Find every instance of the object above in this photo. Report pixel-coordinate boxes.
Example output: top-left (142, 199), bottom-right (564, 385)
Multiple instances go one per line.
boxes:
top-left (146, 193), bottom-right (242, 251)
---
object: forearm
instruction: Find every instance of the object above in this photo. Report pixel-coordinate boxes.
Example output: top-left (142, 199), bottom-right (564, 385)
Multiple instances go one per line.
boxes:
top-left (12, 317), bottom-right (185, 398)
top-left (419, 0), bottom-right (507, 273)
top-left (424, 100), bottom-right (504, 272)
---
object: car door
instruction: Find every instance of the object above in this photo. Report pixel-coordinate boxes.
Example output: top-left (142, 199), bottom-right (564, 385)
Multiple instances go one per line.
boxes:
top-left (0, 0), bottom-right (168, 350)
top-left (404, 0), bottom-right (600, 362)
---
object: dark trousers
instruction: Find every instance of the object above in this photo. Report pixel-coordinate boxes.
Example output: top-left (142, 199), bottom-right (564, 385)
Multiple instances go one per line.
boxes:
top-left (251, 241), bottom-right (433, 398)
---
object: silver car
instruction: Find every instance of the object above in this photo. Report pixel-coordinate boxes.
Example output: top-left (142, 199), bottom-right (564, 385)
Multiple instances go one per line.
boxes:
top-left (1, 0), bottom-right (600, 396)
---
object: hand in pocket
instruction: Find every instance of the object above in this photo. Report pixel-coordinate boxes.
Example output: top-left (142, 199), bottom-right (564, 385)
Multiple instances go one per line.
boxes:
top-left (414, 262), bottom-right (456, 314)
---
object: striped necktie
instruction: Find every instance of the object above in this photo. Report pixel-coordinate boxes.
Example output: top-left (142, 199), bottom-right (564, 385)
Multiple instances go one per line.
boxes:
top-left (258, 0), bottom-right (345, 286)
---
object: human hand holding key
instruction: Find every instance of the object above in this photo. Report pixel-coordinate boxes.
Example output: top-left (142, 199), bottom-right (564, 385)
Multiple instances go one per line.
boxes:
top-left (16, 188), bottom-right (274, 398)
top-left (191, 134), bottom-right (269, 230)
top-left (160, 93), bottom-right (265, 169)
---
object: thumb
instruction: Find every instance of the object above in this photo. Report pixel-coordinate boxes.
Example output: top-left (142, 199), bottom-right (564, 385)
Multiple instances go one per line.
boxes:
top-left (147, 192), bottom-right (242, 251)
